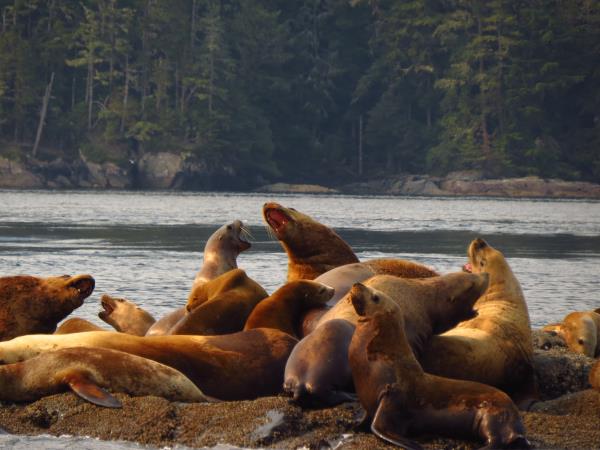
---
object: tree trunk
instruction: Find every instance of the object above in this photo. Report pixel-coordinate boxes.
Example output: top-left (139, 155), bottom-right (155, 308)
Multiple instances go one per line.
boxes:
top-left (32, 72), bottom-right (55, 157)
top-left (88, 59), bottom-right (94, 130)
top-left (358, 115), bottom-right (363, 177)
top-left (120, 55), bottom-right (129, 133)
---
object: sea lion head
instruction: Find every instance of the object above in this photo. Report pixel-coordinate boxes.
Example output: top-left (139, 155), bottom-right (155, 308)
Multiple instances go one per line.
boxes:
top-left (562, 312), bottom-right (597, 357)
top-left (464, 238), bottom-right (509, 281)
top-left (277, 280), bottom-right (336, 307)
top-left (205, 219), bottom-right (251, 257)
top-left (0, 274), bottom-right (95, 339)
top-left (430, 272), bottom-right (489, 333)
top-left (349, 282), bottom-right (399, 318)
top-left (99, 294), bottom-right (155, 335)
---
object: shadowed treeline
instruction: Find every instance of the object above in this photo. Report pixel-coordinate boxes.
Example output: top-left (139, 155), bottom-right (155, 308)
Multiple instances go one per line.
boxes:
top-left (0, 0), bottom-right (598, 185)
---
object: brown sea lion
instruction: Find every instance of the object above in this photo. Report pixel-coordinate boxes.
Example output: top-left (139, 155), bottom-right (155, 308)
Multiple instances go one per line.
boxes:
top-left (349, 282), bottom-right (530, 449)
top-left (169, 269), bottom-right (268, 335)
top-left (99, 294), bottom-right (156, 336)
top-left (0, 328), bottom-right (297, 401)
top-left (145, 220), bottom-right (251, 336)
top-left (244, 280), bottom-right (335, 337)
top-left (0, 347), bottom-right (211, 407)
top-left (590, 359), bottom-right (600, 390)
top-left (284, 271), bottom-right (488, 406)
top-left (420, 238), bottom-right (537, 406)
top-left (543, 310), bottom-right (600, 357)
top-left (0, 274), bottom-right (95, 341)
top-left (263, 202), bottom-right (359, 281)
top-left (54, 318), bottom-right (106, 334)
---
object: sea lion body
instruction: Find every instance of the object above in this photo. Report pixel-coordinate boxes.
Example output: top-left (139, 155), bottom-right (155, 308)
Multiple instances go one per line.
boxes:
top-left (0, 328), bottom-right (296, 401)
top-left (170, 269), bottom-right (268, 335)
top-left (244, 280), bottom-right (334, 337)
top-left (590, 359), bottom-right (600, 390)
top-left (263, 202), bottom-right (358, 281)
top-left (0, 347), bottom-right (210, 406)
top-left (99, 294), bottom-right (156, 336)
top-left (0, 274), bottom-right (95, 341)
top-left (284, 272), bottom-right (488, 405)
top-left (544, 310), bottom-right (600, 357)
top-left (146, 220), bottom-right (251, 336)
top-left (349, 283), bottom-right (529, 449)
top-left (420, 238), bottom-right (537, 404)
top-left (54, 318), bottom-right (106, 334)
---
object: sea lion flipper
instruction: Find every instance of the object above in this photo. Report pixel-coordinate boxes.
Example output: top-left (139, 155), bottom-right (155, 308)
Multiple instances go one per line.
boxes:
top-left (66, 373), bottom-right (122, 408)
top-left (371, 394), bottom-right (422, 450)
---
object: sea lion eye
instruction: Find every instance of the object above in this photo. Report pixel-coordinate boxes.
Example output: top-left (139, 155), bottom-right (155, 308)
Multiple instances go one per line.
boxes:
top-left (373, 295), bottom-right (380, 304)
top-left (578, 338), bottom-right (585, 345)
top-left (227, 225), bottom-right (232, 230)
top-left (479, 259), bottom-right (485, 267)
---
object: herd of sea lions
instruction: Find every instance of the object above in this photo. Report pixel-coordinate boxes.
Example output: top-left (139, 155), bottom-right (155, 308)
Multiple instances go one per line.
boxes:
top-left (0, 201), bottom-right (598, 448)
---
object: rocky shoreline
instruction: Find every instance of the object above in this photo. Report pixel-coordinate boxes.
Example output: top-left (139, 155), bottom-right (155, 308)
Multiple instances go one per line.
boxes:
top-left (0, 330), bottom-right (598, 450)
top-left (2, 153), bottom-right (600, 199)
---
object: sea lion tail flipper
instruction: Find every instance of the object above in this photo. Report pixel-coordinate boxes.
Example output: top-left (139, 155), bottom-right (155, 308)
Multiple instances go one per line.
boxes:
top-left (65, 373), bottom-right (122, 408)
top-left (371, 393), bottom-right (422, 450)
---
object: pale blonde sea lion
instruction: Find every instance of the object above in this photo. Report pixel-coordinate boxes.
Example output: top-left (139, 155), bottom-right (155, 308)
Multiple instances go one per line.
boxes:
top-left (543, 310), bottom-right (600, 357)
top-left (99, 294), bottom-right (156, 336)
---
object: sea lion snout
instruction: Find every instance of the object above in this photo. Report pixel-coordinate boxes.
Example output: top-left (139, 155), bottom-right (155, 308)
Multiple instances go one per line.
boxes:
top-left (349, 283), bottom-right (369, 316)
top-left (67, 275), bottom-right (95, 300)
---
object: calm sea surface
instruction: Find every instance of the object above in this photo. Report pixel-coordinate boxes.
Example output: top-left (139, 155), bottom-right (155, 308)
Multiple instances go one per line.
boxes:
top-left (0, 190), bottom-right (599, 448)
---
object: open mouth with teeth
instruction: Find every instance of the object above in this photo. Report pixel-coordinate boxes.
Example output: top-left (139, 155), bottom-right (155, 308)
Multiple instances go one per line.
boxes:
top-left (98, 295), bottom-right (115, 320)
top-left (264, 208), bottom-right (292, 236)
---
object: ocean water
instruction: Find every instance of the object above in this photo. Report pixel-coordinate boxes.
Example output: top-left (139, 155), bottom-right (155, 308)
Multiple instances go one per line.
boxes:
top-left (0, 190), bottom-right (599, 448)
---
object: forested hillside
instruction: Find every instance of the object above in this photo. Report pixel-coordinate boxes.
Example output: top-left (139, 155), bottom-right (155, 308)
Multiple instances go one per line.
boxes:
top-left (1, 0), bottom-right (599, 185)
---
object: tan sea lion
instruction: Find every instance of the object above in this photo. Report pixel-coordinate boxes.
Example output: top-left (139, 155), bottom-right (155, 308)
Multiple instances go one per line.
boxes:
top-left (263, 202), bottom-right (359, 281)
top-left (420, 238), bottom-right (537, 406)
top-left (168, 268), bottom-right (268, 335)
top-left (0, 274), bottom-right (95, 341)
top-left (543, 310), bottom-right (600, 357)
top-left (0, 347), bottom-right (211, 407)
top-left (349, 282), bottom-right (530, 449)
top-left (99, 294), bottom-right (156, 336)
top-left (284, 271), bottom-right (488, 406)
top-left (54, 318), bottom-right (106, 334)
top-left (244, 280), bottom-right (335, 337)
top-left (0, 328), bottom-right (297, 401)
top-left (145, 220), bottom-right (251, 336)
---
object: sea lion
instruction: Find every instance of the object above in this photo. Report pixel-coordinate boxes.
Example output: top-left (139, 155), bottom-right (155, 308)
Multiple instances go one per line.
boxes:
top-left (590, 359), bottom-right (600, 390)
top-left (348, 282), bottom-right (530, 449)
top-left (0, 274), bottom-right (95, 341)
top-left (543, 310), bottom-right (600, 357)
top-left (0, 328), bottom-right (297, 401)
top-left (169, 269), bottom-right (268, 335)
top-left (0, 347), bottom-right (211, 407)
top-left (263, 202), bottom-right (359, 281)
top-left (54, 318), bottom-right (106, 334)
top-left (284, 271), bottom-right (489, 405)
top-left (99, 294), bottom-right (156, 336)
top-left (244, 280), bottom-right (335, 337)
top-left (420, 238), bottom-right (537, 405)
top-left (146, 219), bottom-right (251, 336)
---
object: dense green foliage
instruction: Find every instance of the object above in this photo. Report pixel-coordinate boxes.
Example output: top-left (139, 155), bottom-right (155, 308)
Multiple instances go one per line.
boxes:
top-left (1, 0), bottom-right (599, 183)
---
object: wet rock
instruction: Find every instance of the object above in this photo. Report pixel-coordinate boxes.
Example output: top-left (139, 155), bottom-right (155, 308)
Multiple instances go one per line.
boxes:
top-left (82, 160), bottom-right (132, 189)
top-left (0, 157), bottom-right (44, 188)
top-left (390, 176), bottom-right (445, 196)
top-left (532, 330), bottom-right (594, 400)
top-left (256, 183), bottom-right (338, 194)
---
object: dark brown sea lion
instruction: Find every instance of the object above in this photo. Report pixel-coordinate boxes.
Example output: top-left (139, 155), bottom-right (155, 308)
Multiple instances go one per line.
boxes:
top-left (590, 359), bottom-right (600, 390)
top-left (0, 328), bottom-right (297, 401)
top-left (244, 280), bottom-right (335, 338)
top-left (349, 282), bottom-right (530, 449)
top-left (0, 274), bottom-right (95, 341)
top-left (262, 202), bottom-right (359, 281)
top-left (99, 294), bottom-right (156, 336)
top-left (54, 318), bottom-right (106, 334)
top-left (284, 271), bottom-right (488, 406)
top-left (420, 238), bottom-right (537, 406)
top-left (543, 310), bottom-right (600, 357)
top-left (169, 269), bottom-right (268, 335)
top-left (146, 219), bottom-right (251, 336)
top-left (0, 347), bottom-right (211, 407)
